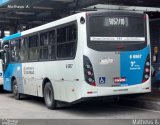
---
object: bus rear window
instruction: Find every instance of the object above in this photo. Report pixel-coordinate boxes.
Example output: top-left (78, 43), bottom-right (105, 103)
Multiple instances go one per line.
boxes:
top-left (87, 13), bottom-right (147, 51)
top-left (89, 16), bottom-right (145, 41)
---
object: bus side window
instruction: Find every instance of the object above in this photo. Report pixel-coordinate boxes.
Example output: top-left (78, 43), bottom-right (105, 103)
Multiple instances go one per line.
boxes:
top-left (20, 38), bottom-right (28, 62)
top-left (10, 39), bottom-right (20, 62)
top-left (57, 24), bottom-right (77, 59)
top-left (49, 30), bottom-right (56, 60)
top-left (68, 24), bottom-right (77, 41)
top-left (16, 39), bottom-right (21, 62)
top-left (2, 41), bottom-right (9, 70)
top-left (28, 35), bottom-right (38, 61)
top-left (40, 32), bottom-right (49, 60)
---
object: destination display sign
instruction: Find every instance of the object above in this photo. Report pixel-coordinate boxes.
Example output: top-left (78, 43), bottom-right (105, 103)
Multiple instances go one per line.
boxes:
top-left (104, 17), bottom-right (128, 27)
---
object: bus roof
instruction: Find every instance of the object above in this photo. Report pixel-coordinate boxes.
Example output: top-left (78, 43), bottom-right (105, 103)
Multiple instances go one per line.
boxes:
top-left (2, 10), bottom-right (144, 42)
top-left (2, 12), bottom-right (85, 41)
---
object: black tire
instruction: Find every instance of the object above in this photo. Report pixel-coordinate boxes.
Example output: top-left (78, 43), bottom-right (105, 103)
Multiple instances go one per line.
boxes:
top-left (0, 85), bottom-right (3, 92)
top-left (44, 82), bottom-right (57, 109)
top-left (12, 79), bottom-right (21, 100)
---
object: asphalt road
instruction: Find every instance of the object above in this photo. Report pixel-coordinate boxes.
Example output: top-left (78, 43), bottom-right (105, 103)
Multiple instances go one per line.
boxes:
top-left (0, 89), bottom-right (160, 120)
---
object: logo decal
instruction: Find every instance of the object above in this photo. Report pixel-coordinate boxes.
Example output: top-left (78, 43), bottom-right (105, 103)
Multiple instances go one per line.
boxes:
top-left (100, 58), bottom-right (114, 65)
top-left (99, 77), bottom-right (106, 84)
top-left (129, 54), bottom-right (142, 70)
top-left (130, 61), bottom-right (136, 67)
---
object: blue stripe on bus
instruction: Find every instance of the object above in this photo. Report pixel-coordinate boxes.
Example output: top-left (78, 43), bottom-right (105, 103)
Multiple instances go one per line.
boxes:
top-left (3, 32), bottom-right (21, 41)
top-left (3, 64), bottom-right (23, 92)
top-left (120, 46), bottom-right (150, 86)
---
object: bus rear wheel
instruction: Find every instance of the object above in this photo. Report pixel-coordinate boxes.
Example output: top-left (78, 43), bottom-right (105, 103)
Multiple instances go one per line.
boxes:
top-left (12, 79), bottom-right (21, 100)
top-left (44, 82), bottom-right (57, 109)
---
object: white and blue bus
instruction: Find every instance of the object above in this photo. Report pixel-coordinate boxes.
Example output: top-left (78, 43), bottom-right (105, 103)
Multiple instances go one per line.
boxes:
top-left (0, 54), bottom-right (3, 86)
top-left (0, 39), bottom-right (4, 86)
top-left (1, 11), bottom-right (151, 109)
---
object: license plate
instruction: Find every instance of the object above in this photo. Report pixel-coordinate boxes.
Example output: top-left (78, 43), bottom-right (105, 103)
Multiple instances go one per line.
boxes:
top-left (113, 77), bottom-right (126, 83)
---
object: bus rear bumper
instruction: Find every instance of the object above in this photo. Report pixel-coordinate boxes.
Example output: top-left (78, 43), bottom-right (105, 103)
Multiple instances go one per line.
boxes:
top-left (60, 78), bottom-right (151, 103)
top-left (81, 78), bottom-right (151, 98)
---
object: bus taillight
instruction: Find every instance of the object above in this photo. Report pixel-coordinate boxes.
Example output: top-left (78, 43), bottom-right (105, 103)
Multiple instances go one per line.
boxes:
top-left (145, 68), bottom-right (149, 73)
top-left (142, 55), bottom-right (150, 83)
top-left (83, 55), bottom-right (96, 86)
